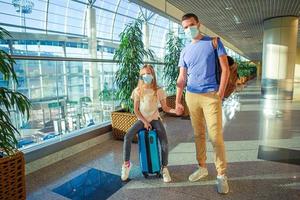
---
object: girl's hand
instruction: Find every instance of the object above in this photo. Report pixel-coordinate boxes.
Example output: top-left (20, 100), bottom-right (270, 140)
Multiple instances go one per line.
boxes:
top-left (143, 121), bottom-right (152, 130)
top-left (169, 108), bottom-right (177, 114)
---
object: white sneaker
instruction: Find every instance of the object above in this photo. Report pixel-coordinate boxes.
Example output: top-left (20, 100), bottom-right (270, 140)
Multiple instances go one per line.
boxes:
top-left (188, 167), bottom-right (208, 182)
top-left (121, 162), bottom-right (131, 181)
top-left (162, 167), bottom-right (172, 183)
top-left (216, 175), bottom-right (229, 194)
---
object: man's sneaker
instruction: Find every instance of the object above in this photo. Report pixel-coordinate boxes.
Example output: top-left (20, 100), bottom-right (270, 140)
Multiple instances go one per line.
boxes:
top-left (188, 167), bottom-right (208, 182)
top-left (216, 175), bottom-right (229, 194)
top-left (121, 162), bottom-right (131, 181)
top-left (162, 167), bottom-right (171, 183)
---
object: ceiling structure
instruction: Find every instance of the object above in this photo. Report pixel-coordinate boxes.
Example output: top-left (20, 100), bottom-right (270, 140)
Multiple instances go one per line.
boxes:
top-left (1, 0), bottom-right (180, 60)
top-left (167, 0), bottom-right (300, 60)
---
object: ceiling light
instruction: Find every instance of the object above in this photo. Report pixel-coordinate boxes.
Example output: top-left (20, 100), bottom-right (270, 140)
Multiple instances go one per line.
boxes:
top-left (233, 15), bottom-right (242, 24)
top-left (225, 6), bottom-right (233, 10)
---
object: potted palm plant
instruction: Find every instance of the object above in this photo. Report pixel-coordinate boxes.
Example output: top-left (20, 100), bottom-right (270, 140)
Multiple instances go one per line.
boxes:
top-left (237, 60), bottom-right (247, 84)
top-left (0, 27), bottom-right (31, 200)
top-left (111, 18), bottom-right (154, 140)
top-left (163, 31), bottom-right (189, 117)
top-left (163, 31), bottom-right (183, 95)
top-left (237, 61), bottom-right (256, 84)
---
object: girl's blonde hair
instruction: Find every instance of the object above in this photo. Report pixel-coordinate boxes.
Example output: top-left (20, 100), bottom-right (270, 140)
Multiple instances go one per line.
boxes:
top-left (137, 64), bottom-right (158, 100)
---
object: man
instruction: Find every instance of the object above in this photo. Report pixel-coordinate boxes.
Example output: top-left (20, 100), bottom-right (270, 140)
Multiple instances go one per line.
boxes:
top-left (175, 13), bottom-right (230, 194)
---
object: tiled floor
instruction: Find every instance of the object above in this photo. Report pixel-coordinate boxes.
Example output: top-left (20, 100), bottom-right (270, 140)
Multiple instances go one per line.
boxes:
top-left (26, 79), bottom-right (300, 200)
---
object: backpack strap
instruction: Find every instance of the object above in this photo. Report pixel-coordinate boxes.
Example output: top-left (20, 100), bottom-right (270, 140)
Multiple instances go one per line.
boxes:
top-left (212, 37), bottom-right (219, 49)
top-left (212, 37), bottom-right (221, 84)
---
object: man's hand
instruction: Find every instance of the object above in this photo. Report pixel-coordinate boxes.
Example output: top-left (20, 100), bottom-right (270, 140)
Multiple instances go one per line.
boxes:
top-left (216, 91), bottom-right (224, 100)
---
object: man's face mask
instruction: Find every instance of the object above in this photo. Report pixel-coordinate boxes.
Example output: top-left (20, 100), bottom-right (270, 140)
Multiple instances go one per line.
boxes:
top-left (184, 25), bottom-right (199, 39)
top-left (141, 74), bottom-right (153, 84)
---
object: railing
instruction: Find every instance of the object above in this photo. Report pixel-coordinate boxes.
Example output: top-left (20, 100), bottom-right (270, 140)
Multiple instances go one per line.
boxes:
top-left (2, 55), bottom-right (166, 150)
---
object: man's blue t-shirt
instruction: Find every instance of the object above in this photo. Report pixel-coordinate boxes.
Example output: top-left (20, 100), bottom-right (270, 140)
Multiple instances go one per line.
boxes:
top-left (178, 36), bottom-right (227, 93)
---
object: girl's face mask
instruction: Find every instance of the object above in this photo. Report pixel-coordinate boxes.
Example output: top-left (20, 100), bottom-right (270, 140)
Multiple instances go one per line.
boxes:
top-left (141, 74), bottom-right (153, 84)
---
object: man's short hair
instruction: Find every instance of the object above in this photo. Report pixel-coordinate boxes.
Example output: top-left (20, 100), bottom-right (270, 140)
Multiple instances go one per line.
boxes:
top-left (227, 56), bottom-right (235, 66)
top-left (182, 13), bottom-right (199, 22)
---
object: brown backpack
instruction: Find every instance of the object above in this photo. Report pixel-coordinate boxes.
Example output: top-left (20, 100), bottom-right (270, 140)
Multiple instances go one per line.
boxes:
top-left (212, 37), bottom-right (237, 98)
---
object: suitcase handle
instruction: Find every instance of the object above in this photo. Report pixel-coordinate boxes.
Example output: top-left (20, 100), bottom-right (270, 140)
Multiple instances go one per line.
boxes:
top-left (140, 128), bottom-right (156, 132)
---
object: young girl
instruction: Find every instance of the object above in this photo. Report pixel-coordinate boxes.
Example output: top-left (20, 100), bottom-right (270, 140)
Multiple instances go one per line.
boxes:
top-left (121, 64), bottom-right (177, 183)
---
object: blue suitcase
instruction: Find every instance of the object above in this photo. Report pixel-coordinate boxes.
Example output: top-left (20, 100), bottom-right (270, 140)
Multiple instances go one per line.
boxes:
top-left (138, 129), bottom-right (161, 178)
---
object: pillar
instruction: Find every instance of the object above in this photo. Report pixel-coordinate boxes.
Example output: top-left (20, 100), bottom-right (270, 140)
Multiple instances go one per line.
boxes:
top-left (143, 20), bottom-right (149, 61)
top-left (87, 6), bottom-right (99, 102)
top-left (261, 16), bottom-right (298, 100)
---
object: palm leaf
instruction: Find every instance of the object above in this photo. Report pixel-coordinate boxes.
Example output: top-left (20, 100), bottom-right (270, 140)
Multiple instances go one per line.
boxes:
top-left (0, 27), bottom-right (31, 156)
top-left (163, 32), bottom-right (184, 95)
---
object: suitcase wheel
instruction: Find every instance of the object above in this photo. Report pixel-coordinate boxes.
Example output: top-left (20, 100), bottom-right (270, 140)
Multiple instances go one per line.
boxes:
top-left (156, 173), bottom-right (162, 178)
top-left (142, 172), bottom-right (149, 178)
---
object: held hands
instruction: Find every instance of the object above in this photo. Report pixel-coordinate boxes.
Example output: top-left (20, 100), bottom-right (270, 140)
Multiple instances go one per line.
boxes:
top-left (169, 108), bottom-right (176, 115)
top-left (175, 103), bottom-right (184, 116)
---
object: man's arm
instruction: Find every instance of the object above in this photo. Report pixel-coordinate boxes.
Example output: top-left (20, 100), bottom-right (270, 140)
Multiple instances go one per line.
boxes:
top-left (175, 67), bottom-right (187, 115)
top-left (217, 55), bottom-right (230, 99)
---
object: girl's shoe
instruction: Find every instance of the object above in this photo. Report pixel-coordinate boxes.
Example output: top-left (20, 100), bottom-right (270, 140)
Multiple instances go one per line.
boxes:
top-left (162, 167), bottom-right (172, 183)
top-left (121, 162), bottom-right (131, 181)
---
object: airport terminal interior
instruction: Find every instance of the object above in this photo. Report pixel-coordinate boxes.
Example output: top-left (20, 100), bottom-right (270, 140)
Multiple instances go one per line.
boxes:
top-left (0, 0), bottom-right (300, 199)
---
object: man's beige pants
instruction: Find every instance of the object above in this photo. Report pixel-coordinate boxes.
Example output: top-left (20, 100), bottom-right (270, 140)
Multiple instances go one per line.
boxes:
top-left (186, 91), bottom-right (227, 175)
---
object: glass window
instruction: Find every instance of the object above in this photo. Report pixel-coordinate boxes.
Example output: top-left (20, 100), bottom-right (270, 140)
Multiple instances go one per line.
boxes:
top-left (150, 26), bottom-right (168, 47)
top-left (97, 0), bottom-right (119, 12)
top-left (1, 0), bottom-right (188, 151)
top-left (97, 10), bottom-right (114, 39)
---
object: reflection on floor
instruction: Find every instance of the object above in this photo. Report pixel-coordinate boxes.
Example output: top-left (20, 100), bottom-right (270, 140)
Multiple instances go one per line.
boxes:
top-left (258, 145), bottom-right (300, 165)
top-left (53, 169), bottom-right (127, 200)
top-left (26, 79), bottom-right (300, 200)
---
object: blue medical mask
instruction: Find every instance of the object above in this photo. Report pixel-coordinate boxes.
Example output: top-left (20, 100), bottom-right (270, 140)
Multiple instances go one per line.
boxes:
top-left (184, 26), bottom-right (199, 39)
top-left (142, 74), bottom-right (153, 84)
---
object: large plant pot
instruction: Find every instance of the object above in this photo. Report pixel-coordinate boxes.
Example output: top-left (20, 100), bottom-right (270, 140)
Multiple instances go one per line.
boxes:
top-left (241, 77), bottom-right (247, 84)
top-left (236, 79), bottom-right (243, 85)
top-left (0, 151), bottom-right (26, 200)
top-left (166, 95), bottom-right (190, 117)
top-left (111, 110), bottom-right (138, 142)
